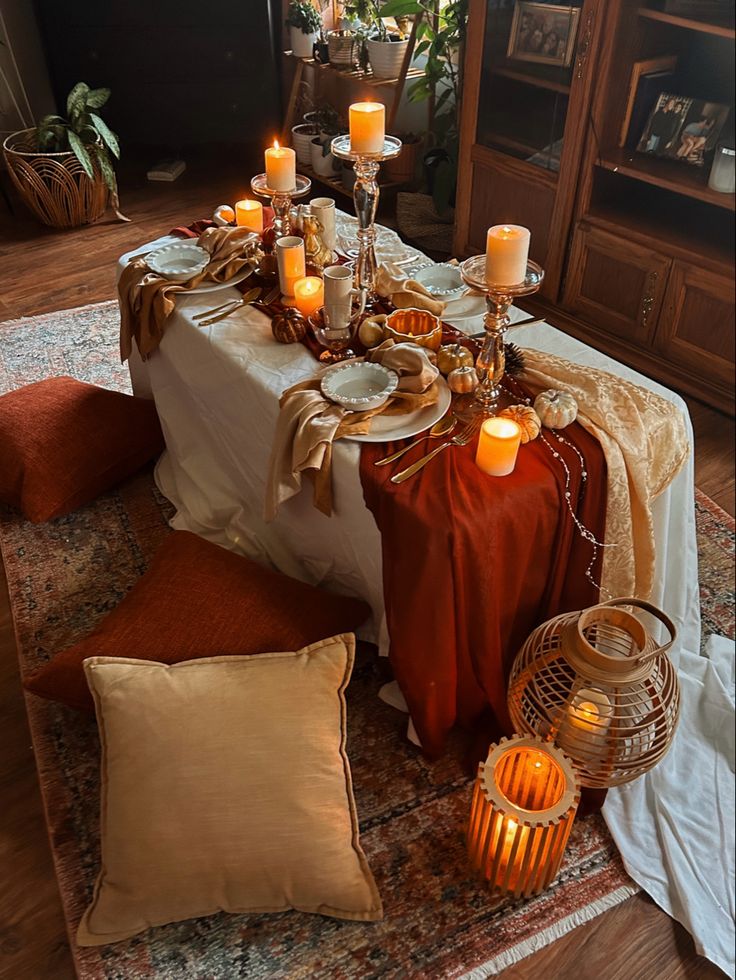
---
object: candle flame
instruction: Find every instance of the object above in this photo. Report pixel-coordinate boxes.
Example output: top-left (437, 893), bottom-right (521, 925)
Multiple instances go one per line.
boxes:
top-left (578, 702), bottom-right (600, 723)
top-left (273, 139), bottom-right (280, 149)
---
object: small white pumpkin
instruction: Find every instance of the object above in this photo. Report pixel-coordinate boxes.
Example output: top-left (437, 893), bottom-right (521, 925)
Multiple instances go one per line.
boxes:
top-left (499, 404), bottom-right (541, 443)
top-left (533, 389), bottom-right (578, 429)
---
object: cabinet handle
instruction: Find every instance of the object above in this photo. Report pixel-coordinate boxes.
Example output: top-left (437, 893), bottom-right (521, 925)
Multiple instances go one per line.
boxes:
top-left (641, 271), bottom-right (658, 326)
top-left (575, 10), bottom-right (595, 79)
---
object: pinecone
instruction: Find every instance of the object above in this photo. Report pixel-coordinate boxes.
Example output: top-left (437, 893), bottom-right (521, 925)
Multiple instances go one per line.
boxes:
top-left (504, 342), bottom-right (525, 377)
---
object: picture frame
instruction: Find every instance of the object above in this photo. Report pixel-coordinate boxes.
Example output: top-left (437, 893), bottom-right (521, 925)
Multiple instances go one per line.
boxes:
top-left (636, 93), bottom-right (731, 168)
top-left (506, 2), bottom-right (581, 69)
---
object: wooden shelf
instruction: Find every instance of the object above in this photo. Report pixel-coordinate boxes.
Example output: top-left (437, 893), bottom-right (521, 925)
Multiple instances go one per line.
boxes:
top-left (637, 7), bottom-right (735, 39)
top-left (284, 50), bottom-right (425, 88)
top-left (298, 162), bottom-right (406, 198)
top-left (597, 148), bottom-right (736, 210)
top-left (488, 64), bottom-right (571, 96)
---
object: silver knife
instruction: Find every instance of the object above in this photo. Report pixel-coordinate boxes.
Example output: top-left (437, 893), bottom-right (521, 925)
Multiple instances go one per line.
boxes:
top-left (197, 288), bottom-right (261, 326)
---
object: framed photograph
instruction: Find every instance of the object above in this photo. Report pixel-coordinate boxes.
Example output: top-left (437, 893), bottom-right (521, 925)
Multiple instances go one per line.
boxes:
top-left (637, 93), bottom-right (731, 167)
top-left (506, 2), bottom-right (581, 68)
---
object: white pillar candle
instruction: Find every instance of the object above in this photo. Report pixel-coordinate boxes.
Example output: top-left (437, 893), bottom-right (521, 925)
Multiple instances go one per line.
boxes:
top-left (235, 199), bottom-right (264, 233)
top-left (349, 102), bottom-right (386, 154)
top-left (485, 224), bottom-right (531, 286)
top-left (275, 236), bottom-right (305, 298)
top-left (265, 140), bottom-right (296, 191)
top-left (475, 418), bottom-right (522, 476)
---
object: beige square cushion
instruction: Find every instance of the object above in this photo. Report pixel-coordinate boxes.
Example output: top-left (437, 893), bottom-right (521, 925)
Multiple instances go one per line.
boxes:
top-left (77, 634), bottom-right (382, 946)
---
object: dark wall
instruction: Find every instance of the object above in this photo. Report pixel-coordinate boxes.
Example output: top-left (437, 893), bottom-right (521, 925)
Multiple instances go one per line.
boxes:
top-left (33, 0), bottom-right (282, 151)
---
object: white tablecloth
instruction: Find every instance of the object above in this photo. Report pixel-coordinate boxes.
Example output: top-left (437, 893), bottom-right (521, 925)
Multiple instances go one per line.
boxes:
top-left (119, 234), bottom-right (733, 976)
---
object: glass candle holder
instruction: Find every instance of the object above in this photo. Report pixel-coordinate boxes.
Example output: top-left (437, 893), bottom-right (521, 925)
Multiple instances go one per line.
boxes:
top-left (708, 144), bottom-right (735, 194)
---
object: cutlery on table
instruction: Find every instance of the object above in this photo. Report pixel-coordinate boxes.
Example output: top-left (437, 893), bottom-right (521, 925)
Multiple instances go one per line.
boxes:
top-left (373, 412), bottom-right (457, 467)
top-left (196, 288), bottom-right (261, 326)
top-left (469, 314), bottom-right (544, 339)
top-left (257, 285), bottom-right (281, 306)
top-left (390, 418), bottom-right (482, 485)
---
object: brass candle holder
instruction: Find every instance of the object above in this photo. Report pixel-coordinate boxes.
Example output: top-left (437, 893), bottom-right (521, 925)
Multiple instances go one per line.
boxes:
top-left (459, 256), bottom-right (545, 415)
top-left (250, 172), bottom-right (311, 238)
top-left (330, 134), bottom-right (402, 301)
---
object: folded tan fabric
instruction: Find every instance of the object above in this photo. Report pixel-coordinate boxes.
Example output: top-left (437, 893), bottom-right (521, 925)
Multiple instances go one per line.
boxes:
top-left (375, 263), bottom-right (446, 317)
top-left (265, 342), bottom-right (440, 520)
top-left (522, 350), bottom-right (689, 599)
top-left (118, 227), bottom-right (261, 362)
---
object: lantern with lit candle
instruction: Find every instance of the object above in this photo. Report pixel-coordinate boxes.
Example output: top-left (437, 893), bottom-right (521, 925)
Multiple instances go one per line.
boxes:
top-left (507, 599), bottom-right (680, 787)
top-left (467, 735), bottom-right (579, 899)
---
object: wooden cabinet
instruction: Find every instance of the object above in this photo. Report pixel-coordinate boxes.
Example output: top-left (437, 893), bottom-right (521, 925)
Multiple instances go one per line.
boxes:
top-left (564, 225), bottom-right (671, 344)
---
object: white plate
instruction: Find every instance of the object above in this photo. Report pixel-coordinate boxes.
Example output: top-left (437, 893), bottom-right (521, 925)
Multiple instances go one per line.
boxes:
top-left (442, 290), bottom-right (487, 322)
top-left (347, 379), bottom-right (452, 443)
top-left (178, 267), bottom-right (254, 296)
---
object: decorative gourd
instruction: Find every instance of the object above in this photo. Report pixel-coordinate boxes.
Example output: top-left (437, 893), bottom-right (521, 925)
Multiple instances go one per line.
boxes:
top-left (447, 365), bottom-right (478, 394)
top-left (437, 343), bottom-right (475, 377)
top-left (499, 404), bottom-right (541, 443)
top-left (272, 308), bottom-right (308, 344)
top-left (533, 389), bottom-right (578, 429)
top-left (358, 314), bottom-right (387, 349)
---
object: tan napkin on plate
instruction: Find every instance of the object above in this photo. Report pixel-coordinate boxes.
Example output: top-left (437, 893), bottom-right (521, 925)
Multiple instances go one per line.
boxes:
top-left (375, 263), bottom-right (447, 317)
top-left (265, 342), bottom-right (441, 520)
top-left (118, 227), bottom-right (261, 362)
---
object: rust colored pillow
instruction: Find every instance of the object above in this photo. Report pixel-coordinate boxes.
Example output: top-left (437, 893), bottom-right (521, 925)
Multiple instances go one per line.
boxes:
top-left (25, 530), bottom-right (371, 712)
top-left (0, 377), bottom-right (164, 523)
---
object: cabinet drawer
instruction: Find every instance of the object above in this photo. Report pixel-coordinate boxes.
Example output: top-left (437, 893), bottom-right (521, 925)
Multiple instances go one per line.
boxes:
top-left (563, 225), bottom-right (671, 344)
top-left (654, 261), bottom-right (735, 387)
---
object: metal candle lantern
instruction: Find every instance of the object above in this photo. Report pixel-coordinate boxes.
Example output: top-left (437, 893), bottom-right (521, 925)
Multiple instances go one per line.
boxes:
top-left (467, 735), bottom-right (580, 899)
top-left (507, 599), bottom-right (680, 788)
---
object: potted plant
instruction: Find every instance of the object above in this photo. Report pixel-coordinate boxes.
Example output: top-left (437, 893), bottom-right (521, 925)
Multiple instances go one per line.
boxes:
top-left (2, 81), bottom-right (124, 228)
top-left (346, 0), bottom-right (411, 79)
top-left (310, 136), bottom-right (338, 178)
top-left (383, 132), bottom-right (422, 183)
top-left (286, 1), bottom-right (322, 58)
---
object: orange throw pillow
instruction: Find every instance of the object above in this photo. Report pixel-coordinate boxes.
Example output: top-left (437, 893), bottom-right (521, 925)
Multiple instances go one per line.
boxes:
top-left (25, 530), bottom-right (371, 712)
top-left (0, 377), bottom-right (164, 522)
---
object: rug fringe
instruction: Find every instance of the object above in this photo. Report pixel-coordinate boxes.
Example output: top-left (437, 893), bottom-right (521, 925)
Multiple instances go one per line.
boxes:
top-left (458, 883), bottom-right (640, 979)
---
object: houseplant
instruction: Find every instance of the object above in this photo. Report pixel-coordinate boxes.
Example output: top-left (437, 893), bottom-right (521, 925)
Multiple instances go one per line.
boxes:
top-left (286, 1), bottom-right (322, 58)
top-left (346, 0), bottom-right (411, 79)
top-left (3, 81), bottom-right (125, 228)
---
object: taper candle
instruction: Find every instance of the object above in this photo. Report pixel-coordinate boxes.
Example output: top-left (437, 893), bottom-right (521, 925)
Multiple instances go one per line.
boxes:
top-left (349, 102), bottom-right (386, 154)
top-left (476, 418), bottom-right (522, 476)
top-left (293, 276), bottom-right (324, 318)
top-left (235, 199), bottom-right (264, 233)
top-left (265, 140), bottom-right (296, 191)
top-left (485, 224), bottom-right (531, 286)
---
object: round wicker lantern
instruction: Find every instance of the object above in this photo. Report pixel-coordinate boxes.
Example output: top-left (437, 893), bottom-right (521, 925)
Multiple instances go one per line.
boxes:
top-left (3, 128), bottom-right (108, 228)
top-left (507, 599), bottom-right (680, 788)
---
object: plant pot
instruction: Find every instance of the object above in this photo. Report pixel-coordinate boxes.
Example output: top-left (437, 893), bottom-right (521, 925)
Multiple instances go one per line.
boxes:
top-left (310, 138), bottom-right (337, 177)
top-left (384, 138), bottom-right (422, 184)
top-left (290, 26), bottom-right (318, 59)
top-left (3, 128), bottom-right (108, 228)
top-left (366, 36), bottom-right (410, 79)
top-left (327, 30), bottom-right (358, 68)
top-left (292, 123), bottom-right (318, 166)
top-left (341, 162), bottom-right (356, 191)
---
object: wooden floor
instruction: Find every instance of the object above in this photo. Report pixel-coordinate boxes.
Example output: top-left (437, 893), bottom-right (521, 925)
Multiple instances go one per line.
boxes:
top-left (0, 161), bottom-right (732, 980)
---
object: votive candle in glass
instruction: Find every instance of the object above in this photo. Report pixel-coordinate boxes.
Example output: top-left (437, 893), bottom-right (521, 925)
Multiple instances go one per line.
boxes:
top-left (265, 140), bottom-right (296, 191)
top-left (275, 235), bottom-right (306, 298)
top-left (235, 199), bottom-right (264, 233)
top-left (349, 102), bottom-right (386, 154)
top-left (557, 688), bottom-right (614, 761)
top-left (293, 276), bottom-right (325, 318)
top-left (475, 417), bottom-right (522, 476)
top-left (485, 224), bottom-right (531, 286)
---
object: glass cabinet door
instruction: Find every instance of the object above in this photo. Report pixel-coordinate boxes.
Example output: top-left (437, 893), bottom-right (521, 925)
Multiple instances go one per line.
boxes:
top-left (477, 1), bottom-right (584, 173)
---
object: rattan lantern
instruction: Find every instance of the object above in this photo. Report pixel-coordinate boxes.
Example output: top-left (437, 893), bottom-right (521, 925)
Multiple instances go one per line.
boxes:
top-left (507, 599), bottom-right (680, 788)
top-left (467, 734), bottom-right (580, 899)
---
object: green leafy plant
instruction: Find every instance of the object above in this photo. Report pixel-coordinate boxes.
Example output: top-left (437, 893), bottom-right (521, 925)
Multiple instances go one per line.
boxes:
top-left (314, 103), bottom-right (342, 136)
top-left (345, 0), bottom-right (410, 39)
top-left (285, 0), bottom-right (322, 34)
top-left (378, 0), bottom-right (468, 214)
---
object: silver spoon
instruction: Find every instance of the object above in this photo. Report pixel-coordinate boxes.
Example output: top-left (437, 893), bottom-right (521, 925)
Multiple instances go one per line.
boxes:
top-left (373, 412), bottom-right (457, 466)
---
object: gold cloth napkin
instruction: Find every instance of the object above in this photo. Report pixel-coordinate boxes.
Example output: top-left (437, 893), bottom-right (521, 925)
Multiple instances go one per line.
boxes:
top-left (265, 342), bottom-right (440, 521)
top-left (375, 264), bottom-right (447, 317)
top-left (118, 227), bottom-right (261, 362)
top-left (522, 350), bottom-right (690, 600)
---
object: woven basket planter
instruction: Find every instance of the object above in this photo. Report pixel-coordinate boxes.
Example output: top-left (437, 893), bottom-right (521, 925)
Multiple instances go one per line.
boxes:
top-left (3, 128), bottom-right (108, 228)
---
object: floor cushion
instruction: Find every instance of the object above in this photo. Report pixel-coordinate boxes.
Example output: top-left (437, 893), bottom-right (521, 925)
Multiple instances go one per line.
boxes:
top-left (0, 376), bottom-right (164, 523)
top-left (25, 530), bottom-right (371, 712)
top-left (77, 634), bottom-right (382, 945)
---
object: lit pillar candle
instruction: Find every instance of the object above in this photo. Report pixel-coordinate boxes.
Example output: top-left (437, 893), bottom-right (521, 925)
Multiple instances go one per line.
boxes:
top-left (475, 418), bottom-right (522, 476)
top-left (275, 235), bottom-right (305, 298)
top-left (559, 688), bottom-right (613, 758)
top-left (235, 199), bottom-right (264, 233)
top-left (265, 140), bottom-right (296, 191)
top-left (293, 276), bottom-right (324, 318)
top-left (349, 102), bottom-right (386, 154)
top-left (485, 224), bottom-right (531, 286)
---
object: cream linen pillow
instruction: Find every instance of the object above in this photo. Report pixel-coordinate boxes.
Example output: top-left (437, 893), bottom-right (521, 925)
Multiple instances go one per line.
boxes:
top-left (77, 634), bottom-right (382, 946)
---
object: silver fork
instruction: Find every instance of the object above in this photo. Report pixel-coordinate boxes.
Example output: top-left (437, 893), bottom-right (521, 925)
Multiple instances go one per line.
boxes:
top-left (390, 417), bottom-right (482, 484)
top-left (196, 288), bottom-right (261, 326)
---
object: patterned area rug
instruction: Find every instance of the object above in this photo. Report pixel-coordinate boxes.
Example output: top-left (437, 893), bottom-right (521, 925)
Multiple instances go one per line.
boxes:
top-left (0, 303), bottom-right (733, 979)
